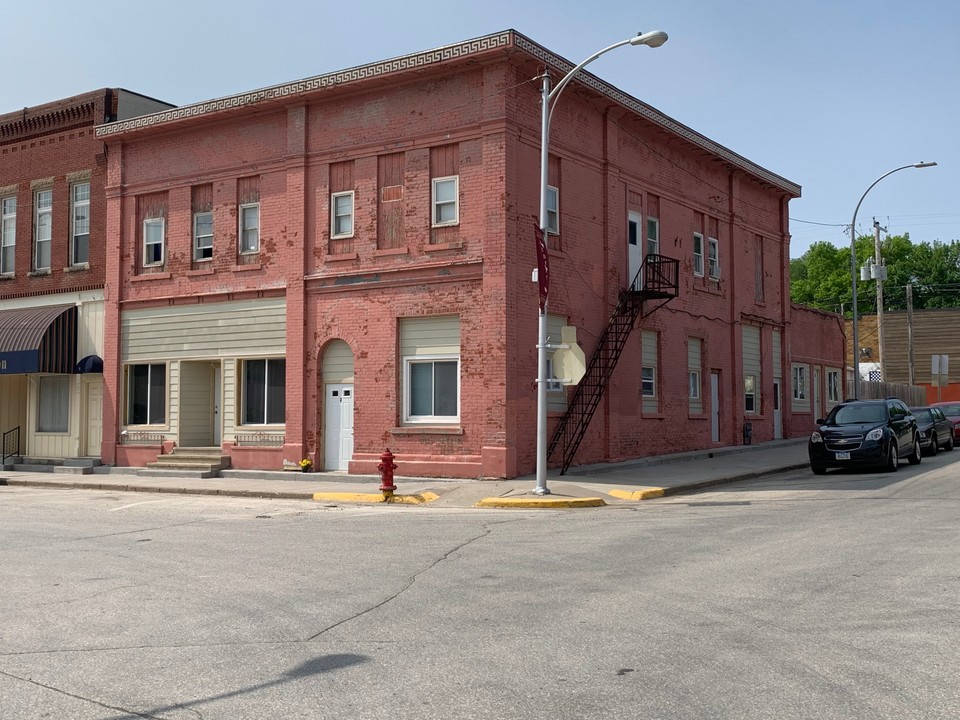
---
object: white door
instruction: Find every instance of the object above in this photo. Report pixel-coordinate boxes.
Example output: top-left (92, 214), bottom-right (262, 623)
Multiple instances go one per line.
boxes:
top-left (711, 372), bottom-right (720, 443)
top-left (773, 380), bottom-right (782, 440)
top-left (814, 367), bottom-right (823, 420)
top-left (627, 211), bottom-right (642, 291)
top-left (83, 378), bottom-right (103, 457)
top-left (324, 384), bottom-right (354, 471)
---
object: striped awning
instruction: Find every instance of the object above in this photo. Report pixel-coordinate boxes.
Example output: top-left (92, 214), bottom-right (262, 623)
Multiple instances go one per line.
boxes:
top-left (0, 305), bottom-right (78, 374)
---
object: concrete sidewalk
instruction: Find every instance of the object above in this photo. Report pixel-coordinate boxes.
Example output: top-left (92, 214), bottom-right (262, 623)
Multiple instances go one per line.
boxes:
top-left (0, 439), bottom-right (809, 509)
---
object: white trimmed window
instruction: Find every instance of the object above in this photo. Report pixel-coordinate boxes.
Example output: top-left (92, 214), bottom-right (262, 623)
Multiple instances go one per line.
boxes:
top-left (744, 374), bottom-right (757, 414)
top-left (38, 375), bottom-right (69, 433)
top-left (642, 367), bottom-right (656, 397)
top-left (401, 316), bottom-right (460, 423)
top-left (71, 182), bottom-right (90, 266)
top-left (331, 191), bottom-right (354, 238)
top-left (127, 364), bottom-right (166, 425)
top-left (1, 196), bottom-right (15, 275)
top-left (546, 185), bottom-right (559, 235)
top-left (693, 232), bottom-right (704, 277)
top-left (143, 218), bottom-right (164, 266)
top-left (827, 369), bottom-right (841, 403)
top-left (641, 330), bottom-right (659, 413)
top-left (545, 356), bottom-right (564, 393)
top-left (689, 370), bottom-right (701, 400)
top-left (34, 189), bottom-right (52, 271)
top-left (431, 176), bottom-right (459, 227)
top-left (708, 236), bottom-right (720, 279)
top-left (242, 358), bottom-right (286, 425)
top-left (646, 217), bottom-right (660, 257)
top-left (239, 203), bottom-right (260, 253)
top-left (792, 364), bottom-right (807, 401)
top-left (193, 211), bottom-right (213, 261)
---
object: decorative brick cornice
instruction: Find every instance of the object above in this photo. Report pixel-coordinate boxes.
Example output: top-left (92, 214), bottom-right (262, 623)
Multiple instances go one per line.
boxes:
top-left (94, 29), bottom-right (798, 195)
top-left (0, 100), bottom-right (99, 145)
top-left (95, 32), bottom-right (513, 139)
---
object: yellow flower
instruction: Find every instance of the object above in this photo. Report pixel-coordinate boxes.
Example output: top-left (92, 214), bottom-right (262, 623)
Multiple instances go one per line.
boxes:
top-left (298, 458), bottom-right (312, 469)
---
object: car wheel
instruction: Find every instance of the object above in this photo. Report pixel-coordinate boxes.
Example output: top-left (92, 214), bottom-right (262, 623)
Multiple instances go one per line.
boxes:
top-left (947, 435), bottom-right (955, 452)
top-left (886, 441), bottom-right (898, 472)
top-left (811, 463), bottom-right (826, 476)
top-left (929, 435), bottom-right (938, 456)
top-left (908, 436), bottom-right (922, 465)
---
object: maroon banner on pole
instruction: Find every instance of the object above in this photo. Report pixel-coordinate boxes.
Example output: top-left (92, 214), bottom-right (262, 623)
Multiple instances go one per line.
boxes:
top-left (535, 224), bottom-right (549, 312)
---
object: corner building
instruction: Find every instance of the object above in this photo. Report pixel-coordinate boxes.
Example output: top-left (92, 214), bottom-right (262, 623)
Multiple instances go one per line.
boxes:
top-left (97, 31), bottom-right (843, 478)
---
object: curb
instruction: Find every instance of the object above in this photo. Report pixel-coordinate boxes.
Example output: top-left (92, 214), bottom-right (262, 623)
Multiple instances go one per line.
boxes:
top-left (474, 496), bottom-right (606, 509)
top-left (312, 491), bottom-right (440, 505)
top-left (0, 478), bottom-right (315, 501)
top-left (608, 487), bottom-right (665, 501)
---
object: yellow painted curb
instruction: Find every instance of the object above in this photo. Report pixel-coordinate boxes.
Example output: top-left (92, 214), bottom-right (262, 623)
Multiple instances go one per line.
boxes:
top-left (312, 491), bottom-right (440, 505)
top-left (474, 496), bottom-right (606, 509)
top-left (608, 487), bottom-right (665, 501)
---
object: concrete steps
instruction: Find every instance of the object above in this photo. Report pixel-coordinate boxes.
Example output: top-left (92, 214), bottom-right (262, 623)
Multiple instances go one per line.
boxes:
top-left (8, 457), bottom-right (101, 475)
top-left (144, 448), bottom-right (231, 477)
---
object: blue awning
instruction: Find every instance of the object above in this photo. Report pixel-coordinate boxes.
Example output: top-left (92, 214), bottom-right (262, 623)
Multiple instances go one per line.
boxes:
top-left (0, 305), bottom-right (77, 374)
top-left (75, 354), bottom-right (103, 374)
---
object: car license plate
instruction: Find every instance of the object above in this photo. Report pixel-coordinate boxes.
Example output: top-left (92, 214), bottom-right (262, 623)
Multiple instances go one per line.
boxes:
top-left (835, 451), bottom-right (851, 460)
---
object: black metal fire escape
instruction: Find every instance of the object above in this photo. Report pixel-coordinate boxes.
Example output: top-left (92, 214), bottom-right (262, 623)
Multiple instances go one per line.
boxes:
top-left (547, 254), bottom-right (679, 475)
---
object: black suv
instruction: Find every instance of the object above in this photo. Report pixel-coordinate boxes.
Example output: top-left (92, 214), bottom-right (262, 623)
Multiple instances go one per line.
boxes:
top-left (808, 398), bottom-right (921, 474)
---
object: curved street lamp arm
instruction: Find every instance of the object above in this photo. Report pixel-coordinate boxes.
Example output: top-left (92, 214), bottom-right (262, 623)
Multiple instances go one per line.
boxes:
top-left (546, 38), bottom-right (634, 123)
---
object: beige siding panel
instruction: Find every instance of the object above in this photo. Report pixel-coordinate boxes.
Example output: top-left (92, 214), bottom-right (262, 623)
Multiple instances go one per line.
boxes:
top-left (79, 300), bottom-right (105, 359)
top-left (688, 337), bottom-right (703, 414)
top-left (400, 316), bottom-right (460, 357)
top-left (0, 375), bottom-right (27, 440)
top-left (773, 330), bottom-right (782, 379)
top-left (642, 330), bottom-right (658, 413)
top-left (121, 299), bottom-right (286, 362)
top-left (168, 361), bottom-right (180, 435)
top-left (223, 359), bottom-right (237, 440)
top-left (322, 340), bottom-right (355, 384)
top-left (742, 325), bottom-right (760, 377)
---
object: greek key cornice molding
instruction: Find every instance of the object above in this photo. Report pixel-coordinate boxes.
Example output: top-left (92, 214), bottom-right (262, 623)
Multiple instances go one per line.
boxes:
top-left (95, 32), bottom-right (513, 139)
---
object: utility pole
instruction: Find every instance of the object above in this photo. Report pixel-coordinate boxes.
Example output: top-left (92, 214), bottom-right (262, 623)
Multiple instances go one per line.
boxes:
top-left (907, 284), bottom-right (915, 385)
top-left (874, 219), bottom-right (887, 380)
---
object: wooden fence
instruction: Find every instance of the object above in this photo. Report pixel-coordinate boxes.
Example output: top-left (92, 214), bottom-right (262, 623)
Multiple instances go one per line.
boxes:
top-left (844, 379), bottom-right (927, 407)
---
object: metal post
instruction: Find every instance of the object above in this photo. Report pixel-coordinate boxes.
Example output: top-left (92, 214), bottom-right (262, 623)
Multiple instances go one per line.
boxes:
top-left (533, 71), bottom-right (551, 496)
top-left (874, 219), bottom-right (885, 380)
top-left (907, 284), bottom-right (915, 385)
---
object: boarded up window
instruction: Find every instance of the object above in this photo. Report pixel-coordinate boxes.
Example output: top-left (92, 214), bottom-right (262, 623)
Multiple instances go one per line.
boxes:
top-left (191, 184), bottom-right (213, 214)
top-left (191, 185), bottom-right (214, 265)
top-left (237, 177), bottom-right (260, 264)
top-left (647, 194), bottom-right (660, 221)
top-left (237, 176), bottom-right (260, 205)
top-left (547, 155), bottom-right (561, 249)
top-left (378, 153), bottom-right (405, 250)
top-left (330, 162), bottom-right (354, 255)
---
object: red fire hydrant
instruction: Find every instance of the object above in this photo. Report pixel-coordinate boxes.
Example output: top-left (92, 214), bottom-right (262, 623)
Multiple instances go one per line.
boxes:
top-left (378, 448), bottom-right (397, 498)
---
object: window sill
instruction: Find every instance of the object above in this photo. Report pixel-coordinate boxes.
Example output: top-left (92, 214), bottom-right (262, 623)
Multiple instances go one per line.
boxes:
top-left (373, 247), bottom-right (409, 258)
top-left (641, 412), bottom-right (665, 420)
top-left (688, 412), bottom-right (708, 420)
top-left (132, 272), bottom-right (171, 282)
top-left (325, 252), bottom-right (359, 263)
top-left (186, 268), bottom-right (215, 277)
top-left (65, 263), bottom-right (90, 273)
top-left (0, 274), bottom-right (13, 282)
top-left (391, 425), bottom-right (463, 436)
top-left (28, 270), bottom-right (52, 277)
top-left (232, 263), bottom-right (262, 273)
top-left (424, 240), bottom-right (463, 253)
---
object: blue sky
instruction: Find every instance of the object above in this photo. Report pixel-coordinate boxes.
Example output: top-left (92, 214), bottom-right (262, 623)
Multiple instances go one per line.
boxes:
top-left (5, 0), bottom-right (956, 259)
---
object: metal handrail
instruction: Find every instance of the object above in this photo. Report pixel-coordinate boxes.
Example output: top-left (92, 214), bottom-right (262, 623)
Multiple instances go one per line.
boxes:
top-left (3, 426), bottom-right (20, 464)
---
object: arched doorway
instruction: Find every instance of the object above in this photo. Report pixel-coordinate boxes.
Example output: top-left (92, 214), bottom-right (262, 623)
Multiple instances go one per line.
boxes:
top-left (322, 340), bottom-right (354, 471)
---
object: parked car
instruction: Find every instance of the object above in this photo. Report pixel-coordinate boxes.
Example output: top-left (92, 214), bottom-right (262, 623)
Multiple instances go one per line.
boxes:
top-left (808, 398), bottom-right (921, 475)
top-left (911, 406), bottom-right (955, 455)
top-left (930, 401), bottom-right (960, 442)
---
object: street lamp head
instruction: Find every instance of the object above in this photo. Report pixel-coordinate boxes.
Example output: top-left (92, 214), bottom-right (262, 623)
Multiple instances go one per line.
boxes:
top-left (913, 161), bottom-right (937, 169)
top-left (631, 30), bottom-right (668, 48)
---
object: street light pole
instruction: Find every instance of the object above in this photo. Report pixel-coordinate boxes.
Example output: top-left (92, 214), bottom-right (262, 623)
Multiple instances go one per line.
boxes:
top-left (533, 30), bottom-right (668, 495)
top-left (850, 161), bottom-right (936, 399)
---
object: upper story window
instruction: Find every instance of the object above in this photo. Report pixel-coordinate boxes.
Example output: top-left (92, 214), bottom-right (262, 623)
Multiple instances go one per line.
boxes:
top-left (70, 182), bottom-right (90, 266)
top-left (239, 204), bottom-right (259, 254)
top-left (646, 217), bottom-right (660, 257)
top-left (432, 176), bottom-right (458, 227)
top-left (194, 212), bottom-right (213, 261)
top-left (693, 232), bottom-right (704, 277)
top-left (192, 184), bottom-right (213, 262)
top-left (1, 196), bottom-right (15, 275)
top-left (331, 191), bottom-right (354, 238)
top-left (708, 236), bottom-right (720, 280)
top-left (34, 189), bottom-right (52, 271)
top-left (143, 218), bottom-right (165, 266)
top-left (545, 186), bottom-right (559, 235)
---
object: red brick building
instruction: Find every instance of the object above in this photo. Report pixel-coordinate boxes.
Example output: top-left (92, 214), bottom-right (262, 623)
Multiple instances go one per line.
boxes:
top-left (96, 31), bottom-right (843, 478)
top-left (0, 90), bottom-right (171, 464)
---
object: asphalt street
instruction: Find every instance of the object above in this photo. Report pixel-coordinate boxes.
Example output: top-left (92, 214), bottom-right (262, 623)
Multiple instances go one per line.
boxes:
top-left (1, 452), bottom-right (958, 719)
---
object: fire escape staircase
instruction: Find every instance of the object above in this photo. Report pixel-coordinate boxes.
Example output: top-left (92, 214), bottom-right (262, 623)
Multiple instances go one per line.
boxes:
top-left (547, 254), bottom-right (680, 475)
